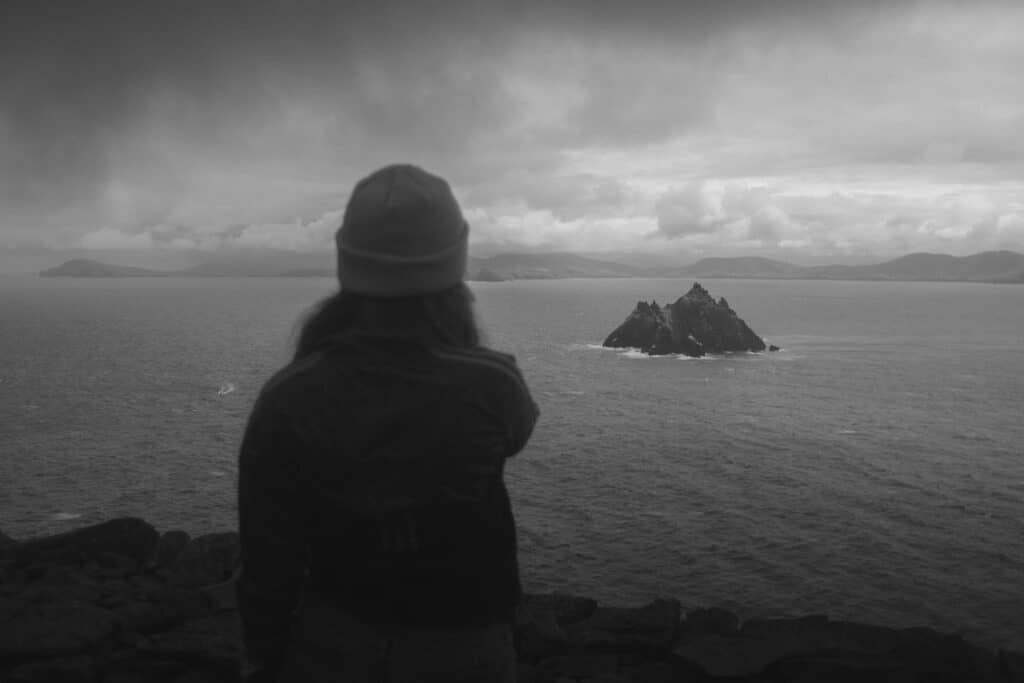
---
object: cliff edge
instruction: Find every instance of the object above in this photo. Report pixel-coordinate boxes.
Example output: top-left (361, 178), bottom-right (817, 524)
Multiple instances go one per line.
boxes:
top-left (1, 518), bottom-right (1021, 682)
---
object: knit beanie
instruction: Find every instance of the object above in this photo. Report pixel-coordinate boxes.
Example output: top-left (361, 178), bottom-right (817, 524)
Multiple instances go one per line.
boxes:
top-left (335, 164), bottom-right (469, 297)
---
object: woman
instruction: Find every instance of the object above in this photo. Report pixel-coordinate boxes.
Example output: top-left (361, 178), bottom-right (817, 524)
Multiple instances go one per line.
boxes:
top-left (236, 164), bottom-right (538, 682)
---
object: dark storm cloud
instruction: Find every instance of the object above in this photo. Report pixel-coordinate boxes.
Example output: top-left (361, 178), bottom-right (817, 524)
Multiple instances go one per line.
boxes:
top-left (0, 0), bottom-right (895, 202)
top-left (2, 0), bottom-right (1022, 259)
top-left (1, 3), bottom-right (462, 214)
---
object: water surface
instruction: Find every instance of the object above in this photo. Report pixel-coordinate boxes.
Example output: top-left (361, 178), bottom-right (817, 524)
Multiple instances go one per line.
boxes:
top-left (2, 276), bottom-right (1022, 650)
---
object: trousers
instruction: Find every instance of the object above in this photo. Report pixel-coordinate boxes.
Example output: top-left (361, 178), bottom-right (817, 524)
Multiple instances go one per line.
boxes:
top-left (276, 601), bottom-right (517, 683)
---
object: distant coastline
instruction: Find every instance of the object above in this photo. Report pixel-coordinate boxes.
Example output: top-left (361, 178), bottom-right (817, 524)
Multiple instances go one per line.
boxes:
top-left (38, 249), bottom-right (1024, 283)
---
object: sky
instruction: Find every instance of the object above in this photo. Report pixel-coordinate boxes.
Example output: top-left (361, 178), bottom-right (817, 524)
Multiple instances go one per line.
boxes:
top-left (2, 0), bottom-right (1023, 270)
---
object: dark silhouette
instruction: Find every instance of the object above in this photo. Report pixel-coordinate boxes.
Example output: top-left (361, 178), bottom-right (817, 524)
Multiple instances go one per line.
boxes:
top-left (236, 165), bottom-right (538, 682)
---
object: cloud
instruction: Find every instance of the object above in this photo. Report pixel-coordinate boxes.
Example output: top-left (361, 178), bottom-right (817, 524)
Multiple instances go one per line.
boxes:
top-left (77, 210), bottom-right (344, 253)
top-left (654, 183), bottom-right (725, 237)
top-left (646, 179), bottom-right (1024, 260)
top-left (996, 213), bottom-right (1024, 236)
top-left (746, 205), bottom-right (799, 243)
top-left (79, 228), bottom-right (157, 250)
top-left (2, 0), bottom-right (1024, 261)
top-left (230, 211), bottom-right (343, 252)
top-left (463, 172), bottom-right (635, 223)
top-left (653, 182), bottom-right (803, 246)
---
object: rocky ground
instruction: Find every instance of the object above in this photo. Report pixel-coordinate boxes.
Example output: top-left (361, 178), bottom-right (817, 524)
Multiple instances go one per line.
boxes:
top-left (1, 518), bottom-right (1021, 682)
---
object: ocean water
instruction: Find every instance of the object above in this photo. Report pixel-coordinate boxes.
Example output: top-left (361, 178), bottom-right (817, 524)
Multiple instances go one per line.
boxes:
top-left (1, 276), bottom-right (1022, 650)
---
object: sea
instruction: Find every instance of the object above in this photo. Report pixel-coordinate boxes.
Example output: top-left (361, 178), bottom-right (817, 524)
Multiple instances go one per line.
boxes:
top-left (1, 276), bottom-right (1022, 651)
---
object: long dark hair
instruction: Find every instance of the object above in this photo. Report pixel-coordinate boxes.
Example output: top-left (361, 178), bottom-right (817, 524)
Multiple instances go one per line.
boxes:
top-left (292, 282), bottom-right (482, 361)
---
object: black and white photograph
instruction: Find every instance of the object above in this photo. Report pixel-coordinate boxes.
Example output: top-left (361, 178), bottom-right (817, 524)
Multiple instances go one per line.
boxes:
top-left (1, 1), bottom-right (1023, 681)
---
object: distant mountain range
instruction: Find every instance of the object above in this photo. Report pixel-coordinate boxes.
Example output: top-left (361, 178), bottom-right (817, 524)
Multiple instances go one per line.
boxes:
top-left (39, 250), bottom-right (1024, 283)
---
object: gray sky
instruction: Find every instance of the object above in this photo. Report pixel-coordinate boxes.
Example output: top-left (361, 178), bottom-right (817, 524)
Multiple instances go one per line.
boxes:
top-left (2, 0), bottom-right (1022, 265)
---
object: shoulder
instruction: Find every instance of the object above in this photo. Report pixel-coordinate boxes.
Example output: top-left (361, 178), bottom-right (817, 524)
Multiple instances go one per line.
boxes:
top-left (251, 352), bottom-right (326, 418)
top-left (430, 346), bottom-right (527, 385)
top-left (433, 347), bottom-right (539, 452)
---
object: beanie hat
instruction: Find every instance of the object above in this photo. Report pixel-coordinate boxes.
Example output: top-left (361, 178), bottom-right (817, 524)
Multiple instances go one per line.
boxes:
top-left (335, 164), bottom-right (469, 297)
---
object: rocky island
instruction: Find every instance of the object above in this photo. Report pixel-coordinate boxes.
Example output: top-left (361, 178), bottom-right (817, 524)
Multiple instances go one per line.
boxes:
top-left (1, 518), bottom-right (1021, 682)
top-left (604, 283), bottom-right (773, 357)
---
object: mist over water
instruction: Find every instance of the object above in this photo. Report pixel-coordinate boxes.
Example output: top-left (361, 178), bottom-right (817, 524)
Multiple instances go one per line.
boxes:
top-left (2, 276), bottom-right (1022, 651)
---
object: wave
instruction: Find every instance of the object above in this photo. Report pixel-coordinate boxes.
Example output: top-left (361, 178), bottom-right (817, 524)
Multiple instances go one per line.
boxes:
top-left (567, 342), bottom-right (613, 351)
top-left (51, 512), bottom-right (82, 521)
top-left (571, 342), bottom-right (786, 363)
top-left (217, 382), bottom-right (236, 396)
top-left (940, 502), bottom-right (995, 518)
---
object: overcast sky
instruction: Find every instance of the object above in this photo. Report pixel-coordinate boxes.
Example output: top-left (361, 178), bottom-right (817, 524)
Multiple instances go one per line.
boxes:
top-left (2, 0), bottom-right (1022, 266)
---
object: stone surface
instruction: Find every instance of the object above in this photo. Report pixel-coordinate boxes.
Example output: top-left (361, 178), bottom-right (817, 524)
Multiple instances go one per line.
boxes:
top-left (517, 603), bottom-right (568, 659)
top-left (8, 655), bottom-right (95, 682)
top-left (676, 615), bottom-right (903, 677)
top-left (115, 600), bottom-right (188, 634)
top-left (2, 517), bottom-right (1021, 683)
top-left (681, 607), bottom-right (740, 639)
top-left (818, 619), bottom-right (907, 654)
top-left (522, 593), bottom-right (598, 626)
top-left (0, 603), bottom-right (117, 657)
top-left (148, 586), bottom-right (210, 620)
top-left (201, 578), bottom-right (239, 612)
top-left (619, 661), bottom-right (680, 683)
top-left (100, 656), bottom-right (191, 682)
top-left (517, 593), bottom-right (599, 661)
top-left (172, 533), bottom-right (240, 587)
top-left (765, 651), bottom-right (919, 683)
top-left (740, 614), bottom-right (833, 648)
top-left (152, 530), bottom-right (191, 569)
top-left (674, 633), bottom-right (815, 677)
top-left (536, 653), bottom-right (619, 678)
top-left (1000, 649), bottom-right (1024, 682)
top-left (172, 669), bottom-right (230, 683)
top-left (0, 518), bottom-right (158, 568)
top-left (138, 614), bottom-right (242, 666)
top-left (570, 599), bottom-right (681, 655)
top-left (603, 282), bottom-right (768, 356)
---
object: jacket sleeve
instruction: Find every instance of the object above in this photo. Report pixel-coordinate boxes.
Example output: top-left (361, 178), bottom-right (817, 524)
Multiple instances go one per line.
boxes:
top-left (493, 354), bottom-right (539, 457)
top-left (236, 391), bottom-right (309, 681)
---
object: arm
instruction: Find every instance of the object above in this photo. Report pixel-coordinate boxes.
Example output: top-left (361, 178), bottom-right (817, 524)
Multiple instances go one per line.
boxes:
top-left (236, 393), bottom-right (309, 682)
top-left (490, 353), bottom-right (539, 457)
top-left (432, 346), bottom-right (539, 459)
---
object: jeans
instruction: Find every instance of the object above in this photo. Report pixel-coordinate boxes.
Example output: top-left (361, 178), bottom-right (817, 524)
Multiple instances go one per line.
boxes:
top-left (276, 601), bottom-right (517, 683)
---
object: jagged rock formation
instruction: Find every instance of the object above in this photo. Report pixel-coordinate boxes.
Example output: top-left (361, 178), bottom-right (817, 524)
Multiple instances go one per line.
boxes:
top-left (603, 283), bottom-right (768, 356)
top-left (1, 518), bottom-right (1022, 682)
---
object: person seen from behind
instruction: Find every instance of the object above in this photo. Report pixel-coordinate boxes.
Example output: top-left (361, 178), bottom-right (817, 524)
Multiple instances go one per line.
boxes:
top-left (236, 164), bottom-right (539, 682)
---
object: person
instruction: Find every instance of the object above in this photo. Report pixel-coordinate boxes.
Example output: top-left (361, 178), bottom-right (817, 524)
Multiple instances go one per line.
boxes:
top-left (236, 164), bottom-right (539, 683)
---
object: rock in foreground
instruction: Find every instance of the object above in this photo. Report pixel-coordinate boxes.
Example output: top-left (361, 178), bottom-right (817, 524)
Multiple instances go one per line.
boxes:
top-left (603, 282), bottom-right (768, 356)
top-left (2, 518), bottom-right (1022, 682)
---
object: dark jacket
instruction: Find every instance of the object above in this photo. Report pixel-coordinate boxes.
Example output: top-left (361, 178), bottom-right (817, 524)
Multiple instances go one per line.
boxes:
top-left (236, 334), bottom-right (538, 677)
